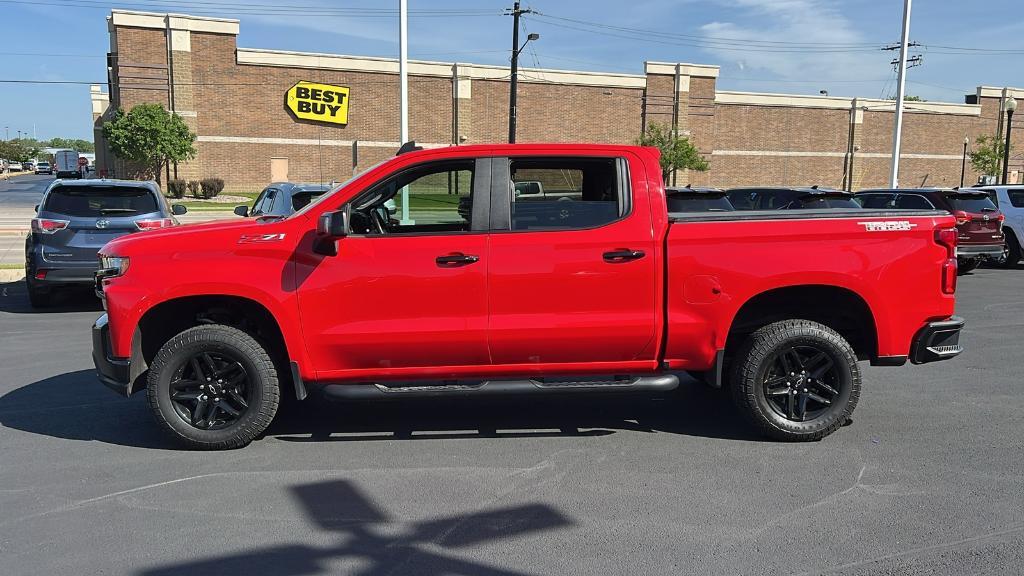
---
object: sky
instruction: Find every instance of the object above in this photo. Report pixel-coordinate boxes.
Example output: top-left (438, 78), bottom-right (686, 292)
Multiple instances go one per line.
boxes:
top-left (1, 0), bottom-right (1022, 141)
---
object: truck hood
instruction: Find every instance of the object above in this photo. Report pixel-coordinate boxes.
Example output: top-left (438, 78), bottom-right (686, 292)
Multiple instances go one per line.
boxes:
top-left (100, 217), bottom-right (294, 256)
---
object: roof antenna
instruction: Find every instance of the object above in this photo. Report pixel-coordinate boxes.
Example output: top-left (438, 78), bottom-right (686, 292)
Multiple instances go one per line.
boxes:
top-left (396, 141), bottom-right (422, 155)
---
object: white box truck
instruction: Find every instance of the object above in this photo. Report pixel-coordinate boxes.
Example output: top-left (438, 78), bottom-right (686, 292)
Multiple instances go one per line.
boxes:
top-left (53, 149), bottom-right (80, 179)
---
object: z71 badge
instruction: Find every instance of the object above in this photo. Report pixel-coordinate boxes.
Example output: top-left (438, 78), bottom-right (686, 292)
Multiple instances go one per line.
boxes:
top-left (238, 233), bottom-right (286, 243)
top-left (857, 221), bottom-right (918, 232)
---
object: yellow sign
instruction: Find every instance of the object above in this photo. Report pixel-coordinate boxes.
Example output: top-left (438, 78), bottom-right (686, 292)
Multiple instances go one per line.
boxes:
top-left (286, 81), bottom-right (350, 125)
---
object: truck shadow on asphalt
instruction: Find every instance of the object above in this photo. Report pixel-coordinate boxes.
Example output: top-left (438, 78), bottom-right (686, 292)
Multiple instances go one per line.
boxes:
top-left (268, 384), bottom-right (761, 443)
top-left (137, 478), bottom-right (572, 576)
top-left (0, 281), bottom-right (103, 314)
top-left (0, 371), bottom-right (765, 449)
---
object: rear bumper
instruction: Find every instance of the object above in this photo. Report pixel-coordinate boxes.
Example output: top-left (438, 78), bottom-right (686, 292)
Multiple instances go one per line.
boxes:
top-left (92, 313), bottom-right (132, 396)
top-left (910, 316), bottom-right (965, 364)
top-left (957, 244), bottom-right (1004, 259)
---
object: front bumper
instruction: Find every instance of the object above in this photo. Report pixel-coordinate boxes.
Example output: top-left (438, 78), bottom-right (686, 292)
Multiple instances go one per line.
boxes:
top-left (92, 313), bottom-right (132, 396)
top-left (957, 244), bottom-right (1004, 259)
top-left (910, 316), bottom-right (965, 364)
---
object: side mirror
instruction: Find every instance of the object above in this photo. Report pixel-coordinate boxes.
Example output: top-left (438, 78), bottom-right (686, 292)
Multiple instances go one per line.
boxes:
top-left (171, 204), bottom-right (187, 215)
top-left (34, 204), bottom-right (39, 212)
top-left (233, 205), bottom-right (249, 217)
top-left (313, 207), bottom-right (351, 257)
top-left (317, 208), bottom-right (351, 238)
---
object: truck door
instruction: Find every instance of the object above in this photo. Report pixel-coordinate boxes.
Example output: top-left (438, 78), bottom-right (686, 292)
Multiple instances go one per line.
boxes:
top-left (295, 158), bottom-right (492, 378)
top-left (485, 154), bottom-right (659, 366)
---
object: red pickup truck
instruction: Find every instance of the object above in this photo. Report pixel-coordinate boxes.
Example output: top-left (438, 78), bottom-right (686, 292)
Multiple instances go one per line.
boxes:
top-left (92, 143), bottom-right (964, 449)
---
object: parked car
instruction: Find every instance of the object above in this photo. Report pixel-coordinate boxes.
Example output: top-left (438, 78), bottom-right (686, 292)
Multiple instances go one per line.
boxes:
top-left (726, 186), bottom-right (862, 210)
top-left (665, 185), bottom-right (734, 212)
top-left (24, 160), bottom-right (36, 171)
top-left (234, 182), bottom-right (332, 218)
top-left (92, 143), bottom-right (963, 450)
top-left (25, 179), bottom-right (187, 307)
top-left (856, 188), bottom-right (1005, 273)
top-left (6, 161), bottom-right (23, 172)
top-left (34, 161), bottom-right (52, 175)
top-left (962, 185), bottom-right (1024, 267)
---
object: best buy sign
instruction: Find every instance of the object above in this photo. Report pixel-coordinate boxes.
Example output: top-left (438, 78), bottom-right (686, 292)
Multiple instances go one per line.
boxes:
top-left (286, 81), bottom-right (350, 125)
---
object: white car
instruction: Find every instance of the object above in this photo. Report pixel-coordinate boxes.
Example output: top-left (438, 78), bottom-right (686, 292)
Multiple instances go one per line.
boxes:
top-left (6, 161), bottom-right (23, 172)
top-left (967, 185), bottom-right (1024, 267)
top-left (35, 161), bottom-right (52, 175)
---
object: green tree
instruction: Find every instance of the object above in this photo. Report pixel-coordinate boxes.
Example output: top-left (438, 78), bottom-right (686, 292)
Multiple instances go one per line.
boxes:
top-left (47, 137), bottom-right (94, 153)
top-left (636, 122), bottom-right (709, 182)
top-left (969, 134), bottom-right (1009, 178)
top-left (102, 103), bottom-right (196, 184)
top-left (0, 139), bottom-right (39, 162)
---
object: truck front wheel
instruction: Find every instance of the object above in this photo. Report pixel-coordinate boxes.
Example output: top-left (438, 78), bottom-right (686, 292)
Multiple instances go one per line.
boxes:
top-left (147, 324), bottom-right (280, 450)
top-left (730, 319), bottom-right (860, 441)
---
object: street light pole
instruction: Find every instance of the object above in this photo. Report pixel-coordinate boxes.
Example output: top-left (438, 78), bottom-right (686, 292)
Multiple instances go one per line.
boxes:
top-left (889, 0), bottom-right (912, 188)
top-left (397, 0), bottom-right (412, 225)
top-left (960, 136), bottom-right (969, 188)
top-left (1002, 97), bottom-right (1017, 185)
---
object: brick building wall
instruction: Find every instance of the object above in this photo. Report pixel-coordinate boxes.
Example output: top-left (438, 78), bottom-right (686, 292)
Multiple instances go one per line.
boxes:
top-left (94, 10), bottom-right (1024, 193)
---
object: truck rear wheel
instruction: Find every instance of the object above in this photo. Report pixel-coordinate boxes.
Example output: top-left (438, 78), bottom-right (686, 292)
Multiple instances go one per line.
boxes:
top-left (146, 324), bottom-right (280, 450)
top-left (730, 319), bottom-right (860, 441)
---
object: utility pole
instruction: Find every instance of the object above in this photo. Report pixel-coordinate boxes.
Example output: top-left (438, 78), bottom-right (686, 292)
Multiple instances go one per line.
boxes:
top-left (888, 0), bottom-right (912, 188)
top-left (398, 0), bottom-right (412, 224)
top-left (506, 1), bottom-right (533, 143)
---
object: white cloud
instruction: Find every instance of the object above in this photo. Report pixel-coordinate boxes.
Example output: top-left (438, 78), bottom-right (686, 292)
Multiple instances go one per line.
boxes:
top-left (698, 0), bottom-right (883, 83)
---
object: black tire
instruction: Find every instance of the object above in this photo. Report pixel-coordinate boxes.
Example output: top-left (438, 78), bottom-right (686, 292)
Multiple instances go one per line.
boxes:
top-left (730, 319), bottom-right (861, 441)
top-left (25, 278), bottom-right (51, 308)
top-left (958, 259), bottom-right (980, 275)
top-left (997, 232), bottom-right (1022, 268)
top-left (147, 324), bottom-right (280, 450)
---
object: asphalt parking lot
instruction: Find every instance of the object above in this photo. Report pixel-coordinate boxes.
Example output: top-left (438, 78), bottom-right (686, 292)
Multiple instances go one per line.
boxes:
top-left (1, 267), bottom-right (1022, 575)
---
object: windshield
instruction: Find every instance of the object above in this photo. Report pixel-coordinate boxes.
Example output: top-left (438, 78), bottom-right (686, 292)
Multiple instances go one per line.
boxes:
top-left (291, 159), bottom-right (390, 218)
top-left (948, 195), bottom-right (997, 213)
top-left (44, 185), bottom-right (158, 217)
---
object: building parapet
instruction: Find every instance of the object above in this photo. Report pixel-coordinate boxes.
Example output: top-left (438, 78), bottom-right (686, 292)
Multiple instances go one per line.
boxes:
top-left (716, 90), bottom-right (980, 116)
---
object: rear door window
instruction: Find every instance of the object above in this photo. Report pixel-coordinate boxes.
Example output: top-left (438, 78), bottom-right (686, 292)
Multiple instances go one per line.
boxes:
top-left (1009, 190), bottom-right (1024, 208)
top-left (948, 195), bottom-right (998, 213)
top-left (43, 185), bottom-right (158, 217)
top-left (508, 157), bottom-right (625, 230)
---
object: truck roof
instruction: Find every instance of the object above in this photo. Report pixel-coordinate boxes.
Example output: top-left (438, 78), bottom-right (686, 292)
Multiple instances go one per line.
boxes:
top-left (396, 143), bottom-right (655, 159)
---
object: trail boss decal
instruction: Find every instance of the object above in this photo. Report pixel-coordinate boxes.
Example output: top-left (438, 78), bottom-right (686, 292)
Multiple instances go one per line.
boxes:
top-left (858, 221), bottom-right (918, 232)
top-left (286, 81), bottom-right (350, 125)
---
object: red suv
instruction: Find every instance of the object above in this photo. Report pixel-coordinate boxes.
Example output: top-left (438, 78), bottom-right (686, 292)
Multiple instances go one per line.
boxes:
top-left (856, 188), bottom-right (1005, 273)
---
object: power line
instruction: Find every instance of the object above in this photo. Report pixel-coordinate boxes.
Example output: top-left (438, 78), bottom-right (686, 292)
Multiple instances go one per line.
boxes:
top-left (0, 0), bottom-right (499, 17)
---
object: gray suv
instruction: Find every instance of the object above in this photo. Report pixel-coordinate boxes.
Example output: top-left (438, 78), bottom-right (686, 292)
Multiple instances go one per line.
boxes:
top-left (25, 179), bottom-right (186, 307)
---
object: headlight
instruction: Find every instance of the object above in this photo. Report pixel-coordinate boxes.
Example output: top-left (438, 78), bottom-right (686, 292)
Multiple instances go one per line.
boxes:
top-left (98, 255), bottom-right (130, 278)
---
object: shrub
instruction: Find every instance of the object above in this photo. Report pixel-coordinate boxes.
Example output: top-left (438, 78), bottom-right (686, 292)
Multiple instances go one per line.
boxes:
top-left (167, 179), bottom-right (187, 199)
top-left (200, 177), bottom-right (225, 199)
top-left (187, 180), bottom-right (201, 198)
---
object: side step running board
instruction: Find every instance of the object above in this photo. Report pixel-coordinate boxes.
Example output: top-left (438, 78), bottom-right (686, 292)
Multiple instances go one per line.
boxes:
top-left (322, 374), bottom-right (679, 401)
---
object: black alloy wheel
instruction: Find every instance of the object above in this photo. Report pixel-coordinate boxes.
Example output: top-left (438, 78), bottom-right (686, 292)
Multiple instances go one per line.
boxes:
top-left (147, 324), bottom-right (280, 450)
top-left (169, 351), bottom-right (252, 430)
top-left (761, 346), bottom-right (841, 422)
top-left (730, 319), bottom-right (861, 441)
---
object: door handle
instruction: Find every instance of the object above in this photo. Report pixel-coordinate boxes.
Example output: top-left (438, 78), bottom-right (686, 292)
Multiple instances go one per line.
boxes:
top-left (603, 249), bottom-right (646, 263)
top-left (436, 253), bottom-right (480, 266)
